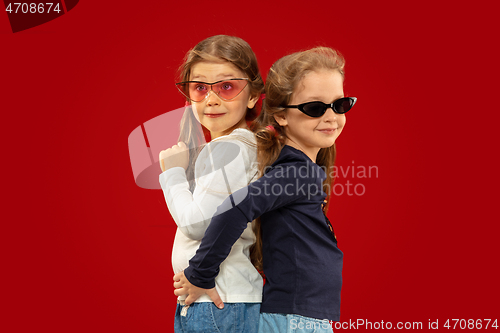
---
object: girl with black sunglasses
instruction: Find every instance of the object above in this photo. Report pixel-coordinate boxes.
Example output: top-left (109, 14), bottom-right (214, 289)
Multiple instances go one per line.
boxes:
top-left (174, 46), bottom-right (356, 332)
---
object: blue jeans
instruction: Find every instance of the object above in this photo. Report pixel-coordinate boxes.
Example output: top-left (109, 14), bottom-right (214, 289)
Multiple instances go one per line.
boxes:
top-left (174, 302), bottom-right (260, 333)
top-left (258, 313), bottom-right (333, 333)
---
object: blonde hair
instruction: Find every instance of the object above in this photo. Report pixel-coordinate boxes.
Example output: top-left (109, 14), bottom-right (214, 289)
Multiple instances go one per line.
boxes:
top-left (250, 46), bottom-right (346, 272)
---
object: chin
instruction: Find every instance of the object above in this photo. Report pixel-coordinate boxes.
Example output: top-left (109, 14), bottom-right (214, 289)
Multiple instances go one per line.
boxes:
top-left (320, 140), bottom-right (337, 148)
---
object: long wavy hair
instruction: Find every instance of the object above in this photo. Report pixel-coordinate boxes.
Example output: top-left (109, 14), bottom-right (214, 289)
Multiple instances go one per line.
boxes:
top-left (175, 35), bottom-right (264, 191)
top-left (250, 47), bottom-right (346, 272)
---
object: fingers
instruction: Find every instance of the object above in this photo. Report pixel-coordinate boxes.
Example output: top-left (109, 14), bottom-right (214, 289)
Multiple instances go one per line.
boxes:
top-left (159, 143), bottom-right (187, 164)
top-left (206, 288), bottom-right (224, 309)
top-left (173, 271), bottom-right (183, 281)
top-left (171, 275), bottom-right (223, 309)
top-left (159, 149), bottom-right (170, 172)
top-left (173, 271), bottom-right (187, 296)
top-left (174, 287), bottom-right (188, 297)
top-left (184, 294), bottom-right (196, 306)
top-left (159, 151), bottom-right (166, 168)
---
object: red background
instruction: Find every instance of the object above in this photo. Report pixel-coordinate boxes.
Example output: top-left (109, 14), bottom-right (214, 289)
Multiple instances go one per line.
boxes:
top-left (2, 0), bottom-right (499, 331)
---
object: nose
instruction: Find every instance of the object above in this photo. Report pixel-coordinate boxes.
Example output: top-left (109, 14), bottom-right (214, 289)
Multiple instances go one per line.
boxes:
top-left (206, 90), bottom-right (221, 106)
top-left (323, 107), bottom-right (337, 122)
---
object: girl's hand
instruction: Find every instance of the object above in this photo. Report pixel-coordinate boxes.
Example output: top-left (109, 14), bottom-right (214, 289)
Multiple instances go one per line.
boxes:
top-left (173, 270), bottom-right (224, 309)
top-left (159, 142), bottom-right (189, 172)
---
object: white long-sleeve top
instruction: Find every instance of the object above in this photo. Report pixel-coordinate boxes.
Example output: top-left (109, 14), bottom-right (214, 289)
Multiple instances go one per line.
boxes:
top-left (159, 128), bottom-right (262, 303)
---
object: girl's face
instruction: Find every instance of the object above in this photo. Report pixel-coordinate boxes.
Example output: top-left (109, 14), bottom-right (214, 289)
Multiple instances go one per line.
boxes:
top-left (275, 69), bottom-right (346, 162)
top-left (190, 61), bottom-right (258, 139)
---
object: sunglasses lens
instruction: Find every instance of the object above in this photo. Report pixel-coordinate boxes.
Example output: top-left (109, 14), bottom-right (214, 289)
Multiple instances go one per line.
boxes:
top-left (190, 82), bottom-right (210, 102)
top-left (301, 102), bottom-right (327, 117)
top-left (176, 83), bottom-right (189, 99)
top-left (334, 98), bottom-right (354, 114)
top-left (176, 79), bottom-right (249, 102)
top-left (214, 80), bottom-right (248, 100)
top-left (291, 97), bottom-right (356, 117)
top-left (175, 82), bottom-right (208, 102)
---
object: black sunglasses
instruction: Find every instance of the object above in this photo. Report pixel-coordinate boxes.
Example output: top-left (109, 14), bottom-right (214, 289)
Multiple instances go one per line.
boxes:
top-left (283, 97), bottom-right (357, 117)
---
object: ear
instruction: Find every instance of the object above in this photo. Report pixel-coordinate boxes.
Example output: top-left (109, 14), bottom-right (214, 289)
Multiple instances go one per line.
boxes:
top-left (247, 93), bottom-right (259, 109)
top-left (273, 112), bottom-right (288, 127)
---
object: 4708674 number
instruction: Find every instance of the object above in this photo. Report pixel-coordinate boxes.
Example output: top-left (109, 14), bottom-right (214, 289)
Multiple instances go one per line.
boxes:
top-left (5, 3), bottom-right (61, 14)
top-left (444, 319), bottom-right (498, 330)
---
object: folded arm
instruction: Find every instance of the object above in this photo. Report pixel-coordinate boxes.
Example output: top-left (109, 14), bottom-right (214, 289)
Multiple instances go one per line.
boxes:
top-left (182, 164), bottom-right (311, 289)
top-left (159, 140), bottom-right (251, 240)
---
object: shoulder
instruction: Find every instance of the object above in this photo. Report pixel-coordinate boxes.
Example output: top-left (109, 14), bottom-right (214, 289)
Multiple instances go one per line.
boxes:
top-left (270, 146), bottom-right (311, 172)
top-left (266, 146), bottom-right (326, 181)
top-left (212, 128), bottom-right (256, 149)
top-left (204, 128), bottom-right (256, 160)
top-left (197, 128), bottom-right (257, 171)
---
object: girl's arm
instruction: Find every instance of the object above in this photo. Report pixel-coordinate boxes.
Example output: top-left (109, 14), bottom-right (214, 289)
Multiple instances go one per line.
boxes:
top-left (160, 139), bottom-right (253, 240)
top-left (181, 162), bottom-right (315, 290)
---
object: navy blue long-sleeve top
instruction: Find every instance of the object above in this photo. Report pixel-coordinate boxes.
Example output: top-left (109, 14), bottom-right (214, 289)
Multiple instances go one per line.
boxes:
top-left (184, 145), bottom-right (343, 321)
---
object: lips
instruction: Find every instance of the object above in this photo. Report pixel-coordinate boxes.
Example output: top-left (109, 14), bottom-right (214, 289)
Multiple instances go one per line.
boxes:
top-left (204, 113), bottom-right (225, 118)
top-left (317, 128), bottom-right (337, 134)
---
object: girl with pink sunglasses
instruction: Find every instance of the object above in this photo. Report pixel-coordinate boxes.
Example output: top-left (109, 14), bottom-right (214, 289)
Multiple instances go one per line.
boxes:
top-left (159, 35), bottom-right (264, 332)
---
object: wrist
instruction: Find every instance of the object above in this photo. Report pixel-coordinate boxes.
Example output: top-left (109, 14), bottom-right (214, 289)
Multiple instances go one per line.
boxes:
top-left (183, 266), bottom-right (216, 290)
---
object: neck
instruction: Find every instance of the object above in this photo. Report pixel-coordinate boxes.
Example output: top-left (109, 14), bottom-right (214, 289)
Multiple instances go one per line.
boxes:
top-left (284, 138), bottom-right (320, 163)
top-left (210, 117), bottom-right (248, 140)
